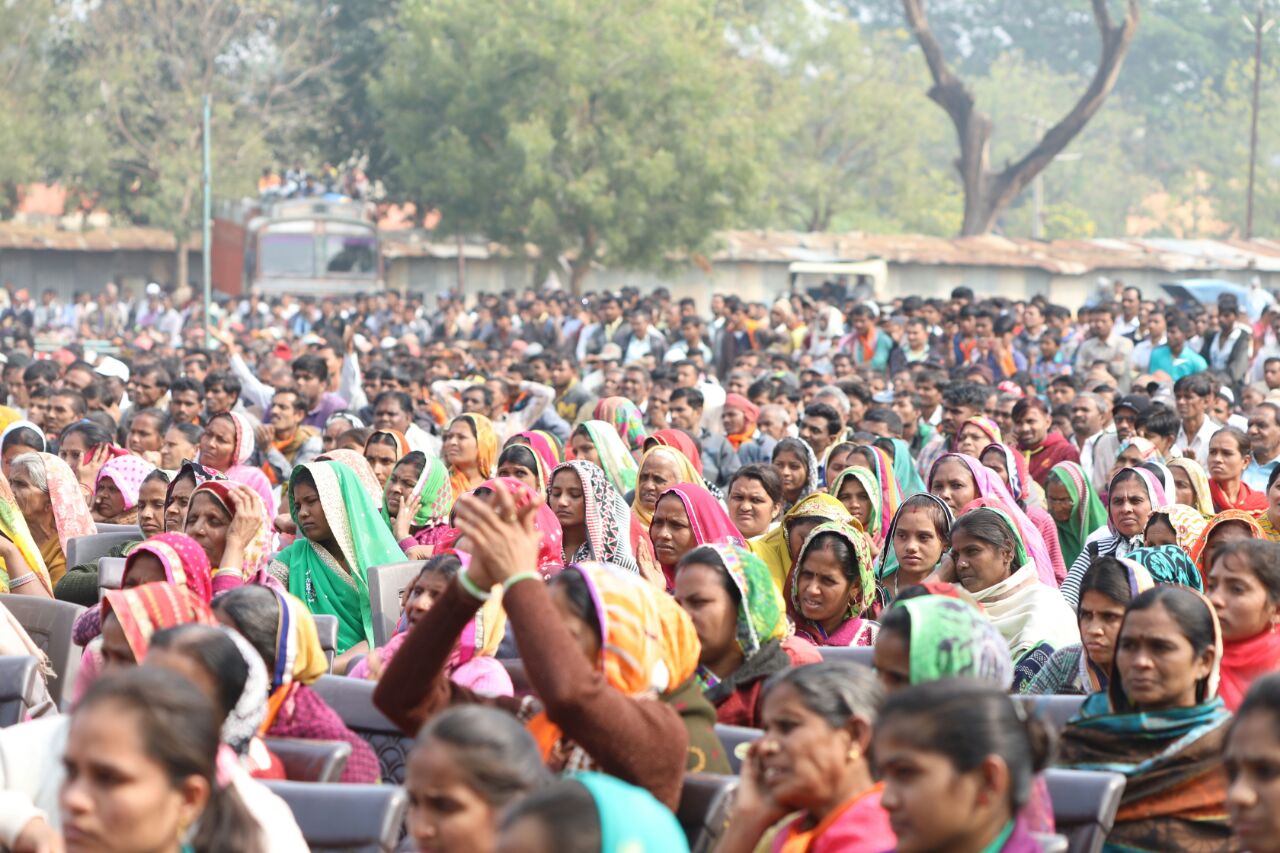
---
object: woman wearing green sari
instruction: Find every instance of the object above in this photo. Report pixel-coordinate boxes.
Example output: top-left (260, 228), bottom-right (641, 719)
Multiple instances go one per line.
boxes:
top-left (270, 460), bottom-right (406, 665)
top-left (569, 420), bottom-right (639, 496)
top-left (1045, 461), bottom-right (1107, 569)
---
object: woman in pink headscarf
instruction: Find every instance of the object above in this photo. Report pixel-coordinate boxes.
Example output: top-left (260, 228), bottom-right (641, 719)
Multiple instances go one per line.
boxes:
top-left (928, 453), bottom-right (1062, 587)
top-left (90, 454), bottom-right (157, 524)
top-left (979, 442), bottom-right (1065, 585)
top-left (197, 411), bottom-right (278, 520)
top-left (649, 482), bottom-right (743, 590)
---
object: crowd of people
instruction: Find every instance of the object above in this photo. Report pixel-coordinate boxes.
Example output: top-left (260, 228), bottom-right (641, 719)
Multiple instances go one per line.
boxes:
top-left (0, 276), bottom-right (1277, 851)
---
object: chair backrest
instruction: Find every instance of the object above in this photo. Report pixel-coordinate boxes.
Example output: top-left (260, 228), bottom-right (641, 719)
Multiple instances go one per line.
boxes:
top-left (816, 645), bottom-right (875, 668)
top-left (367, 561), bottom-right (425, 648)
top-left (313, 615), bottom-right (338, 670)
top-left (1043, 768), bottom-right (1127, 853)
top-left (0, 656), bottom-right (39, 727)
top-left (676, 774), bottom-right (738, 853)
top-left (264, 780), bottom-right (408, 853)
top-left (310, 675), bottom-right (414, 784)
top-left (264, 737), bottom-right (352, 784)
top-left (714, 724), bottom-right (762, 774)
top-left (98, 557), bottom-right (127, 599)
top-left (65, 528), bottom-right (141, 569)
top-left (1013, 694), bottom-right (1086, 734)
top-left (0, 594), bottom-right (85, 710)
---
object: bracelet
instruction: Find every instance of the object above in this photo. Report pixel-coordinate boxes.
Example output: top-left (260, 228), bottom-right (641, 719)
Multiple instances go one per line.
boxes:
top-left (212, 568), bottom-right (243, 578)
top-left (457, 568), bottom-right (492, 602)
top-left (8, 572), bottom-right (37, 590)
top-left (502, 571), bottom-right (541, 593)
top-left (398, 537), bottom-right (417, 551)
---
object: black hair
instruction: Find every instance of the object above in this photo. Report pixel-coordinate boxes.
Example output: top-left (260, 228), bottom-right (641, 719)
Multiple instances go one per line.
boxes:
top-left (75, 668), bottom-right (263, 853)
top-left (374, 390), bottom-right (414, 415)
top-left (1236, 672), bottom-right (1280, 722)
top-left (460, 384), bottom-right (494, 410)
top-left (1078, 556), bottom-right (1138, 611)
top-left (670, 386), bottom-right (705, 409)
top-left (773, 437), bottom-right (813, 478)
top-left (273, 387), bottom-right (309, 414)
top-left (950, 509), bottom-right (1017, 564)
top-left (498, 779), bottom-right (600, 853)
top-left (130, 407), bottom-right (171, 434)
top-left (211, 585), bottom-right (279, 670)
top-left (893, 493), bottom-right (953, 545)
top-left (50, 388), bottom-right (87, 418)
top-left (170, 421), bottom-right (203, 447)
top-left (863, 407), bottom-right (902, 434)
top-left (1211, 426), bottom-right (1251, 457)
top-left (941, 382), bottom-right (990, 412)
top-left (170, 376), bottom-right (202, 398)
top-left (1, 426), bottom-right (44, 454)
top-left (59, 419), bottom-right (114, 450)
top-left (549, 567), bottom-right (601, 636)
top-left (415, 706), bottom-right (551, 807)
top-left (876, 680), bottom-right (1054, 813)
top-left (497, 443), bottom-right (539, 475)
top-left (1123, 586), bottom-right (1218, 705)
top-left (23, 360), bottom-right (60, 385)
top-left (803, 402), bottom-right (844, 436)
top-left (678, 545), bottom-right (743, 603)
top-left (1011, 396), bottom-right (1050, 420)
top-left (142, 468), bottom-right (171, 488)
top-left (365, 430), bottom-right (405, 455)
top-left (292, 353), bottom-right (329, 382)
top-left (149, 625), bottom-right (247, 723)
top-left (395, 450), bottom-right (427, 482)
top-left (135, 363), bottom-right (172, 388)
top-left (799, 530), bottom-right (864, 596)
top-left (727, 463), bottom-right (783, 505)
top-left (1137, 405), bottom-right (1180, 440)
top-left (1212, 540), bottom-right (1280, 602)
top-left (1268, 462), bottom-right (1280, 491)
top-left (202, 370), bottom-right (241, 397)
top-left (1174, 373), bottom-right (1213, 398)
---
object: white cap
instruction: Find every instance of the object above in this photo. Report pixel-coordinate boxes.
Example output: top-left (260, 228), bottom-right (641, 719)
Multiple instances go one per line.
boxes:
top-left (145, 282), bottom-right (162, 296)
top-left (94, 356), bottom-right (130, 382)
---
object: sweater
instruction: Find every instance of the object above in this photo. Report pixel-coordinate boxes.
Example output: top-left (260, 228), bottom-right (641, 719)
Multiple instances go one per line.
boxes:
top-left (373, 578), bottom-right (728, 808)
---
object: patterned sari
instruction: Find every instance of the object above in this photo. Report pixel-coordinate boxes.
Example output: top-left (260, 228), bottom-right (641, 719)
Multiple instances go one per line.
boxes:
top-left (272, 461), bottom-right (407, 653)
top-left (95, 454), bottom-right (157, 524)
top-left (1189, 509), bottom-right (1266, 586)
top-left (577, 421), bottom-right (641, 495)
top-left (552, 460), bottom-right (642, 574)
top-left (752, 493), bottom-right (852, 595)
top-left (101, 581), bottom-right (215, 662)
top-left (124, 532), bottom-right (213, 603)
top-left (188, 480), bottom-right (272, 592)
top-left (1047, 462), bottom-right (1107, 570)
top-left (790, 521), bottom-right (878, 647)
top-left (593, 397), bottom-right (649, 455)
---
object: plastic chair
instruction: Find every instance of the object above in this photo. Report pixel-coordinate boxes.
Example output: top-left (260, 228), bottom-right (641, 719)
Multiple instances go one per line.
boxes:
top-left (676, 773), bottom-right (738, 853)
top-left (0, 594), bottom-right (85, 710)
top-left (64, 528), bottom-right (141, 569)
top-left (714, 724), bottom-right (762, 774)
top-left (0, 656), bottom-right (40, 727)
top-left (263, 780), bottom-right (408, 853)
top-left (1043, 768), bottom-right (1127, 853)
top-left (310, 675), bottom-right (414, 784)
top-left (313, 614), bottom-right (338, 671)
top-left (264, 737), bottom-right (352, 784)
top-left (815, 645), bottom-right (875, 668)
top-left (367, 561), bottom-right (425, 647)
top-left (98, 557), bottom-right (127, 600)
top-left (1013, 694), bottom-right (1086, 734)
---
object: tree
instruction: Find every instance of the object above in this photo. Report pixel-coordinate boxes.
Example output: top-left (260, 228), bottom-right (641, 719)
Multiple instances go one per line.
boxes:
top-left (901, 0), bottom-right (1141, 235)
top-left (376, 0), bottom-right (765, 292)
top-left (62, 0), bottom-right (338, 288)
top-left (0, 1), bottom-right (59, 217)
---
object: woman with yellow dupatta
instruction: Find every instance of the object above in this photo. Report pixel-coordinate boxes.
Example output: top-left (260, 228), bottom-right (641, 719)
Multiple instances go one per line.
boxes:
top-left (0, 468), bottom-right (53, 597)
top-left (214, 584), bottom-right (379, 783)
top-left (442, 412), bottom-right (497, 495)
top-left (751, 493), bottom-right (853, 594)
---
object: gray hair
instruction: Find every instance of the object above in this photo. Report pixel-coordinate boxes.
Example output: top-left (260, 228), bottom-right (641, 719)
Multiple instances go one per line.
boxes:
top-left (9, 452), bottom-right (47, 493)
top-left (815, 385), bottom-right (851, 416)
top-left (1074, 392), bottom-right (1105, 414)
top-left (762, 661), bottom-right (884, 728)
top-left (415, 705), bottom-right (550, 807)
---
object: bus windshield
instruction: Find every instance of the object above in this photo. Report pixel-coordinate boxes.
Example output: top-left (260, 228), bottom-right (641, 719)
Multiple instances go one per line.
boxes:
top-left (322, 225), bottom-right (377, 274)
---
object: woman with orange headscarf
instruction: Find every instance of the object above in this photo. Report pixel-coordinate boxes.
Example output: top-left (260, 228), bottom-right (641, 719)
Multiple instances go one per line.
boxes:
top-left (374, 483), bottom-right (730, 808)
top-left (442, 413), bottom-right (497, 495)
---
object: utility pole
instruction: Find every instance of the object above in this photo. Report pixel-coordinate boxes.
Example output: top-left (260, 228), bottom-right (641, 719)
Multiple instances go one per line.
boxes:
top-left (202, 94), bottom-right (213, 348)
top-left (1245, 3), bottom-right (1274, 240)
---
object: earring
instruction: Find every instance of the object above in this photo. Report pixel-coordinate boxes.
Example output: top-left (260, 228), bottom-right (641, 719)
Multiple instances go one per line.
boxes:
top-left (847, 744), bottom-right (861, 762)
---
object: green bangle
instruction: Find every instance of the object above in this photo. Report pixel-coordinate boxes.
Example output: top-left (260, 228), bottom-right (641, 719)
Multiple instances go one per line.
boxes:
top-left (457, 569), bottom-right (492, 602)
top-left (502, 571), bottom-right (541, 593)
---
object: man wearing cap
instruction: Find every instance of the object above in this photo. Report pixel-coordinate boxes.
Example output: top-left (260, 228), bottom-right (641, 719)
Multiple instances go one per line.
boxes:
top-left (721, 394), bottom-right (759, 452)
top-left (1111, 394), bottom-right (1151, 445)
top-left (1244, 402), bottom-right (1280, 490)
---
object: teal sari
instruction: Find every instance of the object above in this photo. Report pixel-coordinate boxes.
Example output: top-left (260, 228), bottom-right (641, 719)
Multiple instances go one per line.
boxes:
top-left (274, 460), bottom-right (405, 653)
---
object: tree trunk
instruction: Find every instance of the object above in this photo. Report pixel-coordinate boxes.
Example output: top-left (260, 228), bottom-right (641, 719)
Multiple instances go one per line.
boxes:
top-left (903, 0), bottom-right (1140, 237)
top-left (176, 238), bottom-right (189, 291)
top-left (568, 227), bottom-right (597, 297)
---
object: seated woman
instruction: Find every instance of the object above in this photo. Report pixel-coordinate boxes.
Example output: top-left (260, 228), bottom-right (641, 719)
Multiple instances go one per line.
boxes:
top-left (213, 585), bottom-right (379, 784)
top-left (828, 467), bottom-right (883, 551)
top-left (947, 508), bottom-right (1079, 689)
top-left (823, 441), bottom-right (859, 484)
top-left (1224, 673), bottom-right (1280, 853)
top-left (98, 582), bottom-right (216, 675)
top-left (874, 494), bottom-right (953, 603)
top-left (124, 407), bottom-right (170, 468)
top-left (196, 411), bottom-right (277, 519)
top-left (163, 460), bottom-right (225, 533)
top-left (54, 419), bottom-right (113, 483)
top-left (496, 442), bottom-right (548, 495)
top-left (772, 437), bottom-right (819, 513)
top-left (185, 481), bottom-right (272, 594)
top-left (1061, 467), bottom-right (1166, 608)
top-left (499, 772), bottom-right (688, 853)
top-left (1169, 456), bottom-right (1215, 516)
top-left (981, 440), bottom-right (1060, 541)
top-left (0, 474), bottom-right (53, 598)
top-left (649, 482), bottom-right (742, 589)
top-left (362, 429), bottom-right (410, 489)
top-left (1143, 503), bottom-right (1209, 554)
top-left (1208, 427), bottom-right (1268, 512)
top-left (593, 396), bottom-right (649, 458)
top-left (753, 492), bottom-right (854, 594)
top-left (549, 460), bottom-right (647, 577)
top-left (406, 706), bottom-right (551, 852)
top-left (569, 420), bottom-right (639, 496)
top-left (373, 484), bottom-right (730, 808)
top-left (386, 453), bottom-right (456, 557)
top-left (1058, 586), bottom-right (1234, 851)
top-left (715, 662), bottom-right (895, 853)
top-left (874, 681), bottom-right (1053, 852)
top-left (91, 454), bottom-right (156, 525)
top-left (506, 429), bottom-right (563, 474)
top-left (161, 421), bottom-right (201, 470)
top-left (790, 522), bottom-right (880, 647)
top-left (1207, 540), bottom-right (1280, 711)
top-left (269, 460), bottom-right (406, 662)
top-left (1190, 510), bottom-right (1266, 585)
top-left (349, 553), bottom-right (512, 695)
top-left (929, 453), bottom-right (1063, 586)
top-left (1046, 461), bottom-right (1107, 570)
top-left (1024, 556), bottom-right (1153, 695)
top-left (8, 452), bottom-right (95, 587)
top-left (1257, 465), bottom-right (1280, 542)
top-left (673, 543), bottom-right (820, 726)
top-left (0, 422), bottom-right (45, 476)
top-left (726, 464), bottom-right (783, 542)
top-left (442, 413), bottom-right (497, 494)
top-left (631, 445), bottom-right (704, 528)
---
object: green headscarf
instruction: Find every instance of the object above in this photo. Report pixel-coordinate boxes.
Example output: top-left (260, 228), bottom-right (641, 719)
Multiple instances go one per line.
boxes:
top-left (791, 521), bottom-right (876, 622)
top-left (894, 595), bottom-right (1013, 687)
top-left (828, 467), bottom-right (884, 546)
top-left (574, 772), bottom-right (690, 853)
top-left (888, 437), bottom-right (927, 496)
top-left (280, 460), bottom-right (406, 653)
top-left (380, 452), bottom-right (454, 529)
top-left (694, 543), bottom-right (786, 658)
top-left (1047, 461), bottom-right (1106, 568)
top-left (581, 420), bottom-right (639, 494)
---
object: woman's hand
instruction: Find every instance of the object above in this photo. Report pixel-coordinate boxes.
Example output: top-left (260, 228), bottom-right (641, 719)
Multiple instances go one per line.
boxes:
top-left (0, 536), bottom-right (49, 598)
top-left (224, 486), bottom-right (265, 550)
top-left (77, 445), bottom-right (111, 495)
top-left (393, 499), bottom-right (416, 541)
top-left (452, 480), bottom-right (544, 586)
top-left (713, 740), bottom-right (787, 853)
top-left (405, 544), bottom-right (434, 561)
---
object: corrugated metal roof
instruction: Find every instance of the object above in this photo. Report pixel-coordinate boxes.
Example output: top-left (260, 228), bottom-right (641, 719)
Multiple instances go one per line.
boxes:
top-left (0, 223), bottom-right (183, 252)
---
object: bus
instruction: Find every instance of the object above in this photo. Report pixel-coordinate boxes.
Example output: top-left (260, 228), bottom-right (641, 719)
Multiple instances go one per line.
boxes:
top-left (242, 198), bottom-right (382, 296)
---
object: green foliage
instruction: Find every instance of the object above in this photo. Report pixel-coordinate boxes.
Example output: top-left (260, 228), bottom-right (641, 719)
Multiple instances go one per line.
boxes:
top-left (375, 0), bottom-right (766, 287)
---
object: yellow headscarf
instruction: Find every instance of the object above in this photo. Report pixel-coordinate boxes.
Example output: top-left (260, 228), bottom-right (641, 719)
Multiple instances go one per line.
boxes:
top-left (630, 446), bottom-right (705, 527)
top-left (448, 413), bottom-right (498, 496)
top-left (750, 493), bottom-right (853, 595)
top-left (1168, 457), bottom-right (1214, 516)
top-left (259, 589), bottom-right (328, 734)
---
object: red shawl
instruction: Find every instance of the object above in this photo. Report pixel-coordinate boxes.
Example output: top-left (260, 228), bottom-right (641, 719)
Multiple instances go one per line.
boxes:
top-left (1209, 478), bottom-right (1268, 513)
top-left (1219, 630), bottom-right (1280, 712)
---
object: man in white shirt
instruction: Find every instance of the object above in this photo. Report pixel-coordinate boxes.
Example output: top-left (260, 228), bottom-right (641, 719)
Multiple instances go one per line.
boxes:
top-left (1173, 373), bottom-right (1222, 463)
top-left (1130, 310), bottom-right (1166, 375)
top-left (1113, 285), bottom-right (1142, 338)
top-left (1070, 392), bottom-right (1115, 486)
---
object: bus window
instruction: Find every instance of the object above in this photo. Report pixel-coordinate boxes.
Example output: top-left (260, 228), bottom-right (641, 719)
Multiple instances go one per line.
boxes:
top-left (260, 229), bottom-right (314, 277)
top-left (323, 232), bottom-right (376, 274)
